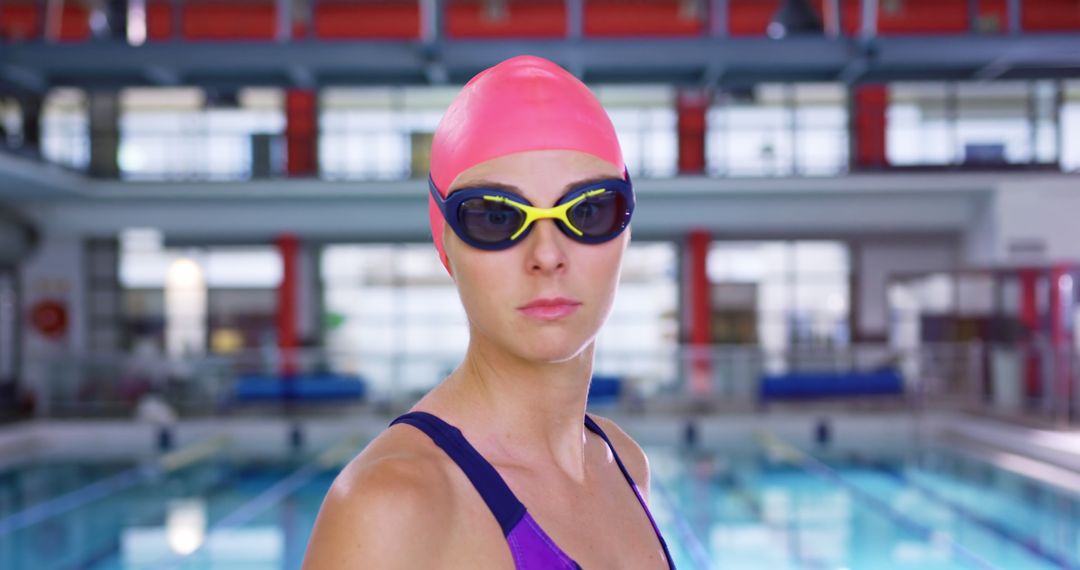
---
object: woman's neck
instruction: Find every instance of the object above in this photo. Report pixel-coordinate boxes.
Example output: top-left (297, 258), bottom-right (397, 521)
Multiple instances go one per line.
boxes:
top-left (424, 332), bottom-right (596, 484)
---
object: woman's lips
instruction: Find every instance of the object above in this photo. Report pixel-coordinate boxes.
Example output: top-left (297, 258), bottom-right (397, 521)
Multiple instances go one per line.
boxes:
top-left (517, 298), bottom-right (582, 320)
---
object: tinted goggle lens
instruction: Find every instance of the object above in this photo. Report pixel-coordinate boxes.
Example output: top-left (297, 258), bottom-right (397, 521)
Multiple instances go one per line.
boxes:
top-left (458, 198), bottom-right (526, 244)
top-left (456, 188), bottom-right (628, 245)
top-left (565, 190), bottom-right (627, 237)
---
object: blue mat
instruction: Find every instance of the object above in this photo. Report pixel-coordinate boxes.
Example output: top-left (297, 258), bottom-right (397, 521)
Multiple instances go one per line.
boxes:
top-left (233, 373), bottom-right (367, 402)
top-left (588, 375), bottom-right (622, 405)
top-left (760, 369), bottom-right (903, 402)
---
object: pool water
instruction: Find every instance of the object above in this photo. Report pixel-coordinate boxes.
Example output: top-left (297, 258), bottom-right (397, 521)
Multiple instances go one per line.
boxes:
top-left (0, 438), bottom-right (1077, 569)
top-left (651, 442), bottom-right (1079, 569)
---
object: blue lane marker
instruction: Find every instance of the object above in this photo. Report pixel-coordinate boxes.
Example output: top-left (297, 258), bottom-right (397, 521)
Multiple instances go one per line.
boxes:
top-left (777, 442), bottom-right (1002, 570)
top-left (726, 470), bottom-right (833, 570)
top-left (153, 434), bottom-right (364, 569)
top-left (0, 435), bottom-right (231, 539)
top-left (152, 464), bottom-right (323, 569)
top-left (0, 466), bottom-right (149, 537)
top-left (881, 468), bottom-right (1080, 570)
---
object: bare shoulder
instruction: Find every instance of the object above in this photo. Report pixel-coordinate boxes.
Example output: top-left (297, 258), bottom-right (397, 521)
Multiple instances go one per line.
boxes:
top-left (301, 426), bottom-right (457, 570)
top-left (588, 414), bottom-right (652, 500)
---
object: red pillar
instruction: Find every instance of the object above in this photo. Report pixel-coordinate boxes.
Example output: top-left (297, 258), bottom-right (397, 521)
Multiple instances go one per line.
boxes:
top-left (285, 89), bottom-right (318, 177)
top-left (686, 230), bottom-right (712, 396)
top-left (277, 234), bottom-right (299, 376)
top-left (1019, 268), bottom-right (1041, 402)
top-left (677, 88), bottom-right (709, 175)
top-left (852, 84), bottom-right (888, 169)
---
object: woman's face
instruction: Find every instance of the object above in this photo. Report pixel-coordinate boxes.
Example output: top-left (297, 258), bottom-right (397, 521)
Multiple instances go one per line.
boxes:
top-left (443, 149), bottom-right (630, 364)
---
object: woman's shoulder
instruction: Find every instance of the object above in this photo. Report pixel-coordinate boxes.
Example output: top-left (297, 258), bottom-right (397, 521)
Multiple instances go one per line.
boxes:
top-left (302, 424), bottom-right (458, 569)
top-left (336, 425), bottom-right (454, 505)
top-left (587, 414), bottom-right (652, 500)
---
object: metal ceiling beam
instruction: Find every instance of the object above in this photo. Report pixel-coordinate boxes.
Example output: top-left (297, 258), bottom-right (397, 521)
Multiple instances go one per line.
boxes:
top-left (12, 171), bottom-right (1005, 243)
top-left (0, 152), bottom-right (90, 199)
top-left (1, 34), bottom-right (1078, 93)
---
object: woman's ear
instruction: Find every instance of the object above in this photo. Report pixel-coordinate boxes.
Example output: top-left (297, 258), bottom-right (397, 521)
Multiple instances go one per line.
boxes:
top-left (442, 224), bottom-right (456, 281)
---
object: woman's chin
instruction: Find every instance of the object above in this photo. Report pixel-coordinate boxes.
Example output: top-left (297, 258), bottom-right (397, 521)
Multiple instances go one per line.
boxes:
top-left (517, 335), bottom-right (592, 364)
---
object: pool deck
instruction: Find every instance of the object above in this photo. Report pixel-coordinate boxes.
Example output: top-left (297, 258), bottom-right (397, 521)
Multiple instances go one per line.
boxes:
top-left (931, 412), bottom-right (1080, 493)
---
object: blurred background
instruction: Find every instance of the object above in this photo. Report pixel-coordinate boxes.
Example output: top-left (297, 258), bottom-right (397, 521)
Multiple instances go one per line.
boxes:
top-left (0, 0), bottom-right (1078, 568)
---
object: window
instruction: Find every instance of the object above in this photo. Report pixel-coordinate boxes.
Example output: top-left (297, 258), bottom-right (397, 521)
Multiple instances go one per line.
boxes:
top-left (120, 243), bottom-right (281, 354)
top-left (321, 244), bottom-right (463, 397)
top-left (41, 88), bottom-right (90, 170)
top-left (955, 81), bottom-right (1038, 164)
top-left (596, 85), bottom-right (679, 178)
top-left (708, 240), bottom-right (850, 353)
top-left (119, 88), bottom-right (285, 181)
top-left (887, 82), bottom-right (952, 165)
top-left (318, 87), bottom-right (454, 180)
top-left (889, 80), bottom-right (1062, 167)
top-left (319, 85), bottom-right (679, 181)
top-left (595, 242), bottom-right (679, 392)
top-left (708, 83), bottom-right (848, 176)
top-left (1063, 80), bottom-right (1080, 172)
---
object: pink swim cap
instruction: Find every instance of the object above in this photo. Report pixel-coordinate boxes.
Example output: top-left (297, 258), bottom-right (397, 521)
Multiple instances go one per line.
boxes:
top-left (428, 55), bottom-right (625, 276)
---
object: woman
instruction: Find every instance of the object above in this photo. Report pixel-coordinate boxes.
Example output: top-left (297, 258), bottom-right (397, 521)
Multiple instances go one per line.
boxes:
top-left (303, 55), bottom-right (675, 569)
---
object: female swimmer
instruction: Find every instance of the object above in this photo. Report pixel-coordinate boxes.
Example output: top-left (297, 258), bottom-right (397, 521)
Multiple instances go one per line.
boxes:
top-left (302, 54), bottom-right (674, 570)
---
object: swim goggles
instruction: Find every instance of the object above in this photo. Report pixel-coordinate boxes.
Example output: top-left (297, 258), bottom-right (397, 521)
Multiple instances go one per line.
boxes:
top-left (428, 168), bottom-right (635, 251)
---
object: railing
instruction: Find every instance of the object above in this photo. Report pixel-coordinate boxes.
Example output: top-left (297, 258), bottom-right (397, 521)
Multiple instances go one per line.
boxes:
top-left (22, 341), bottom-right (1080, 425)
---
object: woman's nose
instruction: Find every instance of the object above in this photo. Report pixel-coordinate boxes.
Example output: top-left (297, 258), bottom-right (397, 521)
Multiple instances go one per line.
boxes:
top-left (524, 219), bottom-right (568, 274)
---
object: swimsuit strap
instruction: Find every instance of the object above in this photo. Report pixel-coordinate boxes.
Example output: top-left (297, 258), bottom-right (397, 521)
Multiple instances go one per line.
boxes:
top-left (582, 415), bottom-right (637, 487)
top-left (389, 411), bottom-right (526, 536)
top-left (583, 414), bottom-right (677, 570)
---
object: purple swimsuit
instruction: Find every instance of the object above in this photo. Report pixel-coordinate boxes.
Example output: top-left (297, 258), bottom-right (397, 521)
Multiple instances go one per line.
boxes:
top-left (389, 411), bottom-right (676, 569)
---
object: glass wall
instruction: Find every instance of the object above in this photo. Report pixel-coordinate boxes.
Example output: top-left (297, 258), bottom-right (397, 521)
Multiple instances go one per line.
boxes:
top-left (320, 241), bottom-right (679, 397)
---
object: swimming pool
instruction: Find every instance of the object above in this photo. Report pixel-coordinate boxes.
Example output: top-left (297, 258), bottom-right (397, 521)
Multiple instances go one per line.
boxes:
top-left (0, 429), bottom-right (1077, 569)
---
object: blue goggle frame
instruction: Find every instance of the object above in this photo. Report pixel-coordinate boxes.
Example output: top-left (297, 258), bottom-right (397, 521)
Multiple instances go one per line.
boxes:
top-left (428, 168), bottom-right (635, 251)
